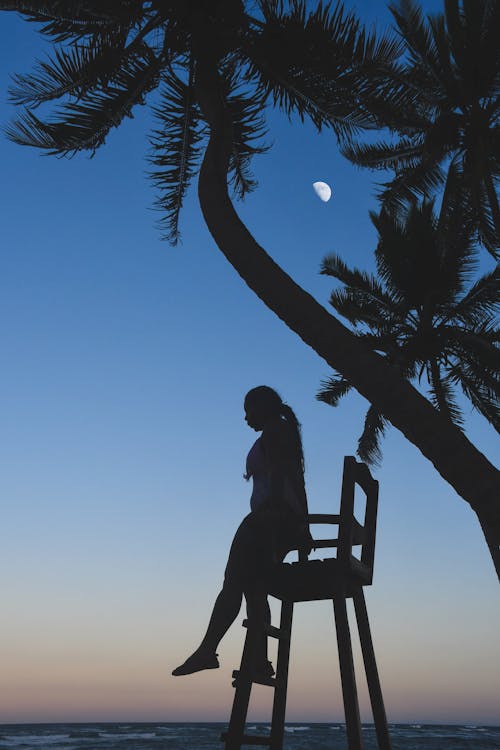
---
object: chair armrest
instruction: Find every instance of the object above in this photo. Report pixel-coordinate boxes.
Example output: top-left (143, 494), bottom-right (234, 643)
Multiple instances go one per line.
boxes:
top-left (304, 515), bottom-right (340, 554)
top-left (307, 514), bottom-right (341, 524)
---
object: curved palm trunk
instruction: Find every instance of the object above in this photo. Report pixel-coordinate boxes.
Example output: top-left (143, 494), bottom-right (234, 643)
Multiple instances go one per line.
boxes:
top-left (195, 62), bottom-right (500, 581)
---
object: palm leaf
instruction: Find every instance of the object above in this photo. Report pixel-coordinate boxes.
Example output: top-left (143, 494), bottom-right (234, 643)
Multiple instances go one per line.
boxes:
top-left (472, 0), bottom-right (500, 95)
top-left (389, 0), bottom-right (442, 84)
top-left (321, 253), bottom-right (389, 300)
top-left (447, 328), bottom-right (500, 379)
top-left (6, 45), bottom-right (162, 155)
top-left (316, 373), bottom-right (352, 406)
top-left (443, 0), bottom-right (466, 72)
top-left (357, 406), bottom-right (388, 465)
top-left (427, 360), bottom-right (463, 426)
top-left (246, 0), bottom-right (396, 140)
top-left (477, 171), bottom-right (500, 257)
top-left (448, 266), bottom-right (500, 326)
top-left (321, 253), bottom-right (402, 325)
top-left (371, 201), bottom-right (455, 308)
top-left (376, 160), bottom-right (446, 215)
top-left (149, 62), bottom-right (204, 245)
top-left (0, 1), bottom-right (144, 41)
top-left (357, 64), bottom-right (439, 132)
top-left (221, 69), bottom-right (269, 200)
top-left (428, 12), bottom-right (460, 101)
top-left (321, 252), bottom-right (400, 325)
top-left (10, 42), bottom-right (127, 107)
top-left (342, 136), bottom-right (424, 170)
top-left (436, 157), bottom-right (475, 251)
top-left (328, 287), bottom-right (399, 328)
top-left (450, 361), bottom-right (500, 433)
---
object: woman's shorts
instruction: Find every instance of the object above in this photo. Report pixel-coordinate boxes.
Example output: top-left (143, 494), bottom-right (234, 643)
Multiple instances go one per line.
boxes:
top-left (224, 510), bottom-right (299, 590)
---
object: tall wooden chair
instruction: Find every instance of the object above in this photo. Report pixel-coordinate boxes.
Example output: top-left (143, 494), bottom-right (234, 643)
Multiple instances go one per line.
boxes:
top-left (222, 456), bottom-right (391, 750)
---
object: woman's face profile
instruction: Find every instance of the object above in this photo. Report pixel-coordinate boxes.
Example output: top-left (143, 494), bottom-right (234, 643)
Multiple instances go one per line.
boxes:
top-left (244, 398), bottom-right (265, 431)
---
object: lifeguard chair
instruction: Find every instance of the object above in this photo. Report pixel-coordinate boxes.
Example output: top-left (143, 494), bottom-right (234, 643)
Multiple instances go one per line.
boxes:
top-left (222, 456), bottom-right (391, 750)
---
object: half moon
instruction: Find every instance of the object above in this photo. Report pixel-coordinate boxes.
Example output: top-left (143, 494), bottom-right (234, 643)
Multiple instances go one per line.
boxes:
top-left (312, 181), bottom-right (332, 202)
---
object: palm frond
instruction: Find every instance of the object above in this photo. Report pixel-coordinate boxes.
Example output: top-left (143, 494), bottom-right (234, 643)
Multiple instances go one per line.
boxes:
top-left (371, 201), bottom-right (449, 307)
top-left (428, 11), bottom-right (460, 101)
top-left (322, 252), bottom-right (403, 321)
top-left (477, 170), bottom-right (500, 257)
top-left (1, 1), bottom-right (144, 41)
top-left (449, 265), bottom-right (500, 326)
top-left (389, 0), bottom-right (442, 84)
top-left (321, 253), bottom-right (400, 324)
top-left (427, 360), bottom-right (463, 426)
top-left (221, 69), bottom-right (269, 200)
top-left (357, 406), bottom-right (388, 465)
top-left (449, 361), bottom-right (500, 433)
top-left (436, 157), bottom-right (475, 252)
top-left (316, 372), bottom-right (352, 406)
top-left (149, 62), bottom-right (204, 245)
top-left (328, 287), bottom-right (399, 328)
top-left (10, 42), bottom-right (128, 107)
top-left (321, 253), bottom-right (386, 297)
top-left (355, 63), bottom-right (438, 132)
top-left (247, 0), bottom-right (398, 140)
top-left (342, 136), bottom-right (424, 170)
top-left (376, 160), bottom-right (446, 215)
top-left (447, 327), bottom-right (500, 377)
top-left (443, 0), bottom-right (466, 72)
top-left (6, 45), bottom-right (163, 155)
top-left (472, 0), bottom-right (500, 96)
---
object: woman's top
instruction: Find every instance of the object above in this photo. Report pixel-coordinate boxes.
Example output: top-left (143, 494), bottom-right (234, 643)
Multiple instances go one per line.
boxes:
top-left (246, 437), bottom-right (271, 512)
top-left (245, 418), bottom-right (308, 519)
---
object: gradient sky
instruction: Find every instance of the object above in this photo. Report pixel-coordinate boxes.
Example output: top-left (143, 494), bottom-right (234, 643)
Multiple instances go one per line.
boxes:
top-left (1, 1), bottom-right (499, 726)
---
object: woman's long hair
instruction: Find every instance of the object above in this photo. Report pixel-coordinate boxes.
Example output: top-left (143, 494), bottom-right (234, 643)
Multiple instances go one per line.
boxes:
top-left (244, 386), bottom-right (305, 475)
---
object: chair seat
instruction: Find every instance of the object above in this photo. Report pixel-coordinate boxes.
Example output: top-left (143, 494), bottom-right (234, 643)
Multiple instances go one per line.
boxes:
top-left (268, 558), bottom-right (371, 602)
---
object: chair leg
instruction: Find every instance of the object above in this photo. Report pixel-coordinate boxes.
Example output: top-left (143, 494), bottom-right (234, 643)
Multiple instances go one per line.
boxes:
top-left (270, 600), bottom-right (294, 750)
top-left (333, 594), bottom-right (364, 750)
top-left (224, 618), bottom-right (260, 750)
top-left (353, 589), bottom-right (392, 750)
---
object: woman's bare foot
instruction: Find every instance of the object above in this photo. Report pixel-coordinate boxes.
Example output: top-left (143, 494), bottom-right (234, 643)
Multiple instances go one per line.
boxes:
top-left (172, 648), bottom-right (219, 676)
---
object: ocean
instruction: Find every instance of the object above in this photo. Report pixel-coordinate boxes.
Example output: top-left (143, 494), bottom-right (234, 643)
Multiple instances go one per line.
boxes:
top-left (0, 723), bottom-right (499, 750)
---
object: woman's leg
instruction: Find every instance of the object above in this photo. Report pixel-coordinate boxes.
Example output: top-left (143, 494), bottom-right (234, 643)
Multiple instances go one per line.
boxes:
top-left (172, 516), bottom-right (254, 675)
top-left (245, 588), bottom-right (273, 673)
top-left (198, 580), bottom-right (243, 653)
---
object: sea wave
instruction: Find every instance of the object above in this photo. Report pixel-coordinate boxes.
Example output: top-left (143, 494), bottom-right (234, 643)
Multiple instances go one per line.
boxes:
top-left (0, 722), bottom-right (498, 750)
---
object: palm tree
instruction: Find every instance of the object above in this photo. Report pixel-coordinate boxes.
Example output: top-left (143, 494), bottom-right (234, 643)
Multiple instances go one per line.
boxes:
top-left (318, 200), bottom-right (499, 464)
top-left (2, 1), bottom-right (499, 579)
top-left (343, 0), bottom-right (500, 256)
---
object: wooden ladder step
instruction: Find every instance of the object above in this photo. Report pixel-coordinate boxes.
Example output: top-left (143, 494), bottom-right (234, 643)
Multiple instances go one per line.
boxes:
top-left (231, 670), bottom-right (279, 688)
top-left (221, 732), bottom-right (271, 746)
top-left (242, 619), bottom-right (288, 640)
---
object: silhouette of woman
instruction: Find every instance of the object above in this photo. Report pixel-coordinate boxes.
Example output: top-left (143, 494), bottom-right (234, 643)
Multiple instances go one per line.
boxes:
top-left (172, 385), bottom-right (311, 678)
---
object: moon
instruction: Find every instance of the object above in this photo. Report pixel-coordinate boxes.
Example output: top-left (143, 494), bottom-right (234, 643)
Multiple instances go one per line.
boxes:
top-left (312, 181), bottom-right (332, 202)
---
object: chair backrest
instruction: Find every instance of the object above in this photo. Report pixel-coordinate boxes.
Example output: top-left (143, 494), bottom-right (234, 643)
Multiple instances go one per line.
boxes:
top-left (338, 456), bottom-right (379, 583)
top-left (305, 456), bottom-right (379, 585)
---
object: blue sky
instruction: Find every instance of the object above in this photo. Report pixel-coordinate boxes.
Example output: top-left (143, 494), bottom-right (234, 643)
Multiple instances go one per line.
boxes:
top-left (0, 1), bottom-right (499, 725)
